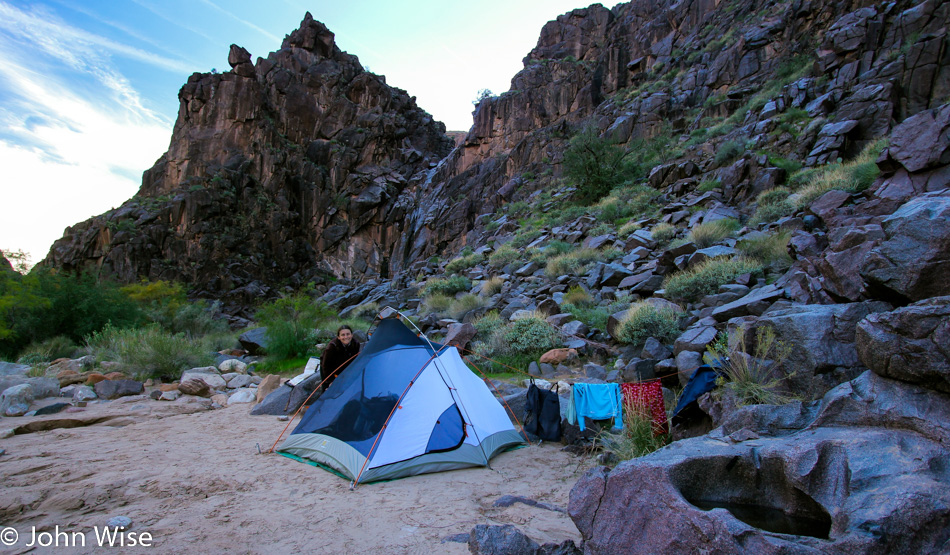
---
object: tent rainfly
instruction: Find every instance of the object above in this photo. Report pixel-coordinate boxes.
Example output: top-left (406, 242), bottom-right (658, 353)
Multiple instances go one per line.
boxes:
top-left (278, 318), bottom-right (524, 484)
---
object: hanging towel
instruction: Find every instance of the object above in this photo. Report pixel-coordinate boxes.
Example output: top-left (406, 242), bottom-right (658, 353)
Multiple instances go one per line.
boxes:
top-left (524, 382), bottom-right (562, 442)
top-left (571, 383), bottom-right (623, 431)
top-left (621, 381), bottom-right (668, 435)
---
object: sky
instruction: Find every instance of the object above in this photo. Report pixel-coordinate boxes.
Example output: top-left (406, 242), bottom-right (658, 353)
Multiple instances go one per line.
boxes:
top-left (0, 0), bottom-right (593, 268)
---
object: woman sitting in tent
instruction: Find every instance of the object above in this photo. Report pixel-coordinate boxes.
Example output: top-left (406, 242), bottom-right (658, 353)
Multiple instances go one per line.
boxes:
top-left (320, 325), bottom-right (360, 391)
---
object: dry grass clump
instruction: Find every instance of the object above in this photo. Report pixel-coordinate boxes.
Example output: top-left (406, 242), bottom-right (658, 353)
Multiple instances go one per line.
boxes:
top-left (545, 248), bottom-right (607, 277)
top-left (687, 218), bottom-right (741, 248)
top-left (480, 276), bottom-right (504, 296)
top-left (563, 285), bottom-right (594, 306)
top-left (488, 245), bottom-right (520, 268)
top-left (705, 326), bottom-right (793, 406)
top-left (651, 222), bottom-right (677, 243)
top-left (614, 301), bottom-right (681, 346)
top-left (792, 139), bottom-right (886, 209)
top-left (663, 256), bottom-right (762, 302)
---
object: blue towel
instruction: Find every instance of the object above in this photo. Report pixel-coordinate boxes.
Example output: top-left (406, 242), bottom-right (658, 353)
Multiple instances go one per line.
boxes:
top-left (570, 383), bottom-right (623, 431)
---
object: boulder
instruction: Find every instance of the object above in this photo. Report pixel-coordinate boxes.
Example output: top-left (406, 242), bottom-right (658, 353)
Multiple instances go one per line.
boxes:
top-left (856, 296), bottom-right (950, 394)
top-left (219, 359), bottom-right (248, 374)
top-left (251, 384), bottom-right (294, 415)
top-left (444, 322), bottom-right (477, 351)
top-left (675, 351), bottom-right (703, 386)
top-left (159, 390), bottom-right (182, 401)
top-left (178, 379), bottom-right (212, 397)
top-left (674, 325), bottom-right (718, 355)
top-left (255, 374), bottom-right (282, 404)
top-left (180, 371), bottom-right (227, 390)
top-left (0, 361), bottom-right (30, 377)
top-left (1, 384), bottom-right (34, 416)
top-left (239, 327), bottom-right (269, 355)
top-left (711, 284), bottom-right (785, 322)
top-left (539, 348), bottom-right (577, 365)
top-left (72, 385), bottom-right (97, 402)
top-left (569, 371), bottom-right (950, 554)
top-left (0, 376), bottom-right (59, 400)
top-left (468, 524), bottom-right (539, 554)
top-left (561, 320), bottom-right (589, 337)
top-left (226, 374), bottom-right (253, 389)
top-left (93, 380), bottom-right (144, 400)
top-left (861, 191), bottom-right (950, 302)
top-left (228, 388), bottom-right (257, 404)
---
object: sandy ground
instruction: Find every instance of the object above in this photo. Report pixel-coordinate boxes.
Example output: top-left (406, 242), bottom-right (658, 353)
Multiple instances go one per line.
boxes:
top-left (0, 396), bottom-right (593, 554)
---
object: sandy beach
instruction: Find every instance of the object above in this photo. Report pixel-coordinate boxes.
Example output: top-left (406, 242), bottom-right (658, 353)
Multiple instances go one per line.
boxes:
top-left (0, 397), bottom-right (592, 554)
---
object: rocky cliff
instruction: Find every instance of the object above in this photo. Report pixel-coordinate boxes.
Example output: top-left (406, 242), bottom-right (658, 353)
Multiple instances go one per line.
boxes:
top-left (44, 14), bottom-right (453, 310)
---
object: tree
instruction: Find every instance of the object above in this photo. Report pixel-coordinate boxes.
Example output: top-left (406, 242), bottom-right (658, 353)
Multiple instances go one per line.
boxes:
top-left (473, 88), bottom-right (494, 105)
top-left (562, 127), bottom-right (634, 204)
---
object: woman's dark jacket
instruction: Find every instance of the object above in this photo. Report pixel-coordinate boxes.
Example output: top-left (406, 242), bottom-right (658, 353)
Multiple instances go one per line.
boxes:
top-left (320, 338), bottom-right (360, 390)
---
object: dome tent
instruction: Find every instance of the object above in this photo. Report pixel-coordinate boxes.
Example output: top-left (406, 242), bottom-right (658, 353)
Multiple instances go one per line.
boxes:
top-left (278, 317), bottom-right (525, 484)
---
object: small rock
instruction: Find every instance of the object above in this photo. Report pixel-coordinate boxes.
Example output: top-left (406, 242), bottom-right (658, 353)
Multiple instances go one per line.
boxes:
top-left (159, 390), bottom-right (182, 401)
top-left (106, 516), bottom-right (132, 529)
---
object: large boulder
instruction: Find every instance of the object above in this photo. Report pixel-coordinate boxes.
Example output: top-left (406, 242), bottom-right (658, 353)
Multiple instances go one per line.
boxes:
top-left (569, 372), bottom-right (950, 554)
top-left (860, 191), bottom-right (950, 302)
top-left (0, 376), bottom-right (60, 400)
top-left (1, 383), bottom-right (34, 416)
top-left (238, 327), bottom-right (269, 355)
top-left (93, 379), bottom-right (144, 400)
top-left (856, 296), bottom-right (950, 394)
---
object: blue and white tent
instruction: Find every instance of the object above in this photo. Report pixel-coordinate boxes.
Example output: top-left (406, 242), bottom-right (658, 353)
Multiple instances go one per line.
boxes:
top-left (278, 317), bottom-right (524, 484)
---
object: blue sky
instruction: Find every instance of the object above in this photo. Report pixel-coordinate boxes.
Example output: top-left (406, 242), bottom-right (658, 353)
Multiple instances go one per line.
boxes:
top-left (0, 0), bottom-right (590, 266)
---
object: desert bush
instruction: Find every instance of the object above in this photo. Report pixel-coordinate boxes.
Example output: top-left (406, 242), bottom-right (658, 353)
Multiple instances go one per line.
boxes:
top-left (664, 257), bottom-right (762, 302)
top-left (687, 218), bottom-right (741, 248)
top-left (697, 178), bottom-right (721, 193)
top-left (705, 326), bottom-right (793, 405)
top-left (545, 248), bottom-right (606, 277)
top-left (421, 293), bottom-right (453, 316)
top-left (793, 139), bottom-right (886, 208)
top-left (488, 245), bottom-right (520, 268)
top-left (737, 231), bottom-right (792, 267)
top-left (598, 406), bottom-right (670, 460)
top-left (480, 276), bottom-right (504, 296)
top-left (16, 335), bottom-right (79, 364)
top-left (561, 296), bottom-right (630, 333)
top-left (473, 311), bottom-right (505, 339)
top-left (503, 312), bottom-right (562, 354)
top-left (448, 294), bottom-right (486, 319)
top-left (563, 127), bottom-right (634, 204)
top-left (347, 302), bottom-right (379, 320)
top-left (563, 285), bottom-right (594, 306)
top-left (445, 252), bottom-right (484, 273)
top-left (715, 139), bottom-right (749, 166)
top-left (85, 324), bottom-right (214, 381)
top-left (618, 221), bottom-right (640, 237)
top-left (422, 275), bottom-right (472, 297)
top-left (614, 302), bottom-right (681, 346)
top-left (255, 293), bottom-right (334, 360)
top-left (651, 222), bottom-right (677, 243)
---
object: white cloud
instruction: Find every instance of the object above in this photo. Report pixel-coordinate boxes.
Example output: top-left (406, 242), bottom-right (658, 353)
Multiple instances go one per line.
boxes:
top-left (0, 4), bottom-right (174, 262)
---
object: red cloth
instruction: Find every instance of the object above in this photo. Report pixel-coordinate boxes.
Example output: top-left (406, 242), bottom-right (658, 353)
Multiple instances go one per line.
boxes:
top-left (621, 381), bottom-right (668, 435)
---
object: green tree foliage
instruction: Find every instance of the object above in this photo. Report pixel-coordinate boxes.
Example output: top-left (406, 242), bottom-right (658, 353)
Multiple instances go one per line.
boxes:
top-left (255, 292), bottom-right (335, 360)
top-left (563, 127), bottom-right (634, 204)
top-left (0, 269), bottom-right (143, 359)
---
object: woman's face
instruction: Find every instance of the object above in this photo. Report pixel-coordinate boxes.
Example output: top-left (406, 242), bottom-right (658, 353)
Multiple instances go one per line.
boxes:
top-left (338, 328), bottom-right (353, 345)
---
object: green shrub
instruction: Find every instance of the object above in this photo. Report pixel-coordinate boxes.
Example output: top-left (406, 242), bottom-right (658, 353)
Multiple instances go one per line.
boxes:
top-left (687, 218), bottom-right (741, 248)
top-left (255, 293), bottom-right (334, 360)
top-left (563, 127), bottom-right (634, 204)
top-left (17, 335), bottom-right (79, 364)
top-left (698, 179), bottom-right (721, 193)
top-left (562, 296), bottom-right (631, 332)
top-left (473, 311), bottom-right (505, 339)
top-left (445, 252), bottom-right (484, 273)
top-left (503, 313), bottom-right (562, 354)
top-left (614, 302), bottom-right (681, 346)
top-left (737, 231), bottom-right (792, 267)
top-left (489, 245), bottom-right (520, 268)
top-left (705, 326), bottom-right (793, 405)
top-left (651, 223), bottom-right (677, 243)
top-left (85, 324), bottom-right (215, 381)
top-left (664, 257), bottom-right (762, 302)
top-left (598, 406), bottom-right (670, 460)
top-left (563, 285), bottom-right (593, 306)
top-left (449, 294), bottom-right (486, 319)
top-left (545, 248), bottom-right (606, 277)
top-left (618, 221), bottom-right (640, 237)
top-left (480, 276), bottom-right (504, 296)
top-left (421, 293), bottom-right (453, 315)
top-left (422, 275), bottom-right (472, 297)
top-left (347, 302), bottom-right (379, 320)
top-left (715, 139), bottom-right (748, 166)
top-left (793, 139), bottom-right (886, 208)
top-left (750, 200), bottom-right (794, 225)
